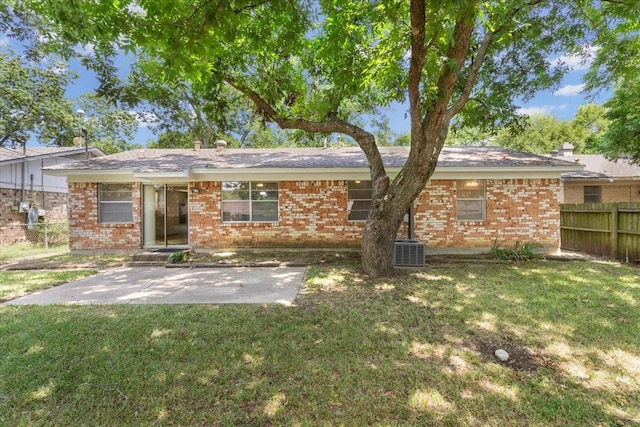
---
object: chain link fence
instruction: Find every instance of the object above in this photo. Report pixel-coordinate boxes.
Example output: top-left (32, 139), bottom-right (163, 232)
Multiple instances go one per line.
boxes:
top-left (0, 222), bottom-right (69, 249)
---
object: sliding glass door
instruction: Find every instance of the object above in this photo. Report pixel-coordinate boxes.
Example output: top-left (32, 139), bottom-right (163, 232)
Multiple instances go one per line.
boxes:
top-left (143, 185), bottom-right (188, 247)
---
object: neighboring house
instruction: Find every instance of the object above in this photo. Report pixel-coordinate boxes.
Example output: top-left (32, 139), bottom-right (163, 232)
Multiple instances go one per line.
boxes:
top-left (0, 146), bottom-right (105, 246)
top-left (44, 143), bottom-right (583, 254)
top-left (553, 143), bottom-right (640, 204)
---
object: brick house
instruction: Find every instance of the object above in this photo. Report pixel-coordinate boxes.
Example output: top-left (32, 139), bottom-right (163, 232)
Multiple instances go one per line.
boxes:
top-left (44, 144), bottom-right (583, 254)
top-left (553, 143), bottom-right (640, 204)
top-left (0, 146), bottom-right (105, 246)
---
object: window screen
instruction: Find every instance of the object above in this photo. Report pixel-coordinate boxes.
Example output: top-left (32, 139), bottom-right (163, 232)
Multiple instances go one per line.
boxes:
top-left (457, 180), bottom-right (485, 221)
top-left (348, 180), bottom-right (373, 221)
top-left (99, 183), bottom-right (133, 223)
top-left (583, 186), bottom-right (601, 203)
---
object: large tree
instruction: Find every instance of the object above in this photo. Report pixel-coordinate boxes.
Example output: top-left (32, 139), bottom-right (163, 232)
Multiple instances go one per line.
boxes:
top-left (0, 48), bottom-right (76, 147)
top-left (126, 59), bottom-right (255, 148)
top-left (595, 76), bottom-right (640, 163)
top-left (17, 0), bottom-right (634, 276)
top-left (493, 114), bottom-right (581, 154)
top-left (72, 94), bottom-right (141, 154)
top-left (584, 0), bottom-right (640, 163)
top-left (0, 7), bottom-right (143, 153)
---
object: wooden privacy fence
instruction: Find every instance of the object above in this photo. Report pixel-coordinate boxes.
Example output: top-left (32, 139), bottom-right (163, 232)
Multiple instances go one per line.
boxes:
top-left (561, 203), bottom-right (640, 263)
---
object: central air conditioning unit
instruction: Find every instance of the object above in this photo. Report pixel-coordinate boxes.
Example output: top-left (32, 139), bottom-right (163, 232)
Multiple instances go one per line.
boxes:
top-left (393, 240), bottom-right (425, 267)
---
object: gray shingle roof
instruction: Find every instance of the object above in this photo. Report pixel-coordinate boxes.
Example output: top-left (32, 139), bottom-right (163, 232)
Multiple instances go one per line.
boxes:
top-left (559, 154), bottom-right (640, 179)
top-left (45, 146), bottom-right (579, 173)
top-left (0, 146), bottom-right (105, 164)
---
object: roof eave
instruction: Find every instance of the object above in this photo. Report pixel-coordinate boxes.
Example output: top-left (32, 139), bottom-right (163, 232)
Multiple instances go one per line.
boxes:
top-left (1, 147), bottom-right (106, 166)
top-left (48, 164), bottom-right (581, 183)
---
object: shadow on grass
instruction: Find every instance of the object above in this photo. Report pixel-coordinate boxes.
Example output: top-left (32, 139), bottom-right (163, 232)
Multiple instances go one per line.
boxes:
top-left (0, 260), bottom-right (638, 425)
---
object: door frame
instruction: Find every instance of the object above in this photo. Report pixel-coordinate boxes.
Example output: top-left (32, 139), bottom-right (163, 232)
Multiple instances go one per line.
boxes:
top-left (142, 184), bottom-right (190, 249)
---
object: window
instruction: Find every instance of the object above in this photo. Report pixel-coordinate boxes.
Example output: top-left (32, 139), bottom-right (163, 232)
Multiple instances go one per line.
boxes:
top-left (222, 181), bottom-right (278, 222)
top-left (584, 186), bottom-right (601, 203)
top-left (99, 183), bottom-right (133, 223)
top-left (348, 180), bottom-right (372, 221)
top-left (457, 180), bottom-right (485, 221)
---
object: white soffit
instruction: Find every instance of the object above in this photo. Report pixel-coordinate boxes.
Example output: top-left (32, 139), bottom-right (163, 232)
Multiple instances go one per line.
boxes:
top-left (48, 165), bottom-right (582, 183)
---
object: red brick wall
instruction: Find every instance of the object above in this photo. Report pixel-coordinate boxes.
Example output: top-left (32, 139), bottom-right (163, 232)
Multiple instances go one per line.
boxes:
top-left (68, 182), bottom-right (141, 250)
top-left (68, 178), bottom-right (561, 251)
top-left (414, 179), bottom-right (560, 248)
top-left (189, 181), bottom-right (364, 249)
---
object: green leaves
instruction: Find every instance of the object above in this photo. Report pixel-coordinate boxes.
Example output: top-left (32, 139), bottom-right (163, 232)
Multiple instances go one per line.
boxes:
top-left (597, 76), bottom-right (640, 164)
top-left (0, 48), bottom-right (76, 147)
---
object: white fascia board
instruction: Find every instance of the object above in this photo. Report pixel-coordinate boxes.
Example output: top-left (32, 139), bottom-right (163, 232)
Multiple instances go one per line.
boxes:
top-left (50, 170), bottom-right (137, 183)
top-left (44, 169), bottom-right (193, 183)
top-left (190, 168), bottom-right (376, 182)
top-left (133, 170), bottom-right (193, 183)
top-left (46, 164), bottom-right (584, 184)
top-left (191, 165), bottom-right (582, 181)
top-left (1, 147), bottom-right (106, 166)
top-left (430, 166), bottom-right (584, 180)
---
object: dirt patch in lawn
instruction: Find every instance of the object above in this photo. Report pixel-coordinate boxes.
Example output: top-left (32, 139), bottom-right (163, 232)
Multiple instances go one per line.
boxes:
top-left (469, 335), bottom-right (554, 373)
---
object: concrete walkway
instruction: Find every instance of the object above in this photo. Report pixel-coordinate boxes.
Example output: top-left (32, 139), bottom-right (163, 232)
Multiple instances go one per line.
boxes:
top-left (4, 266), bottom-right (307, 306)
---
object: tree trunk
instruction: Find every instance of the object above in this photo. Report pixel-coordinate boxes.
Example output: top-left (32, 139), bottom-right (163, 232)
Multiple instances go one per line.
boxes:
top-left (361, 187), bottom-right (414, 277)
top-left (361, 216), bottom-right (399, 277)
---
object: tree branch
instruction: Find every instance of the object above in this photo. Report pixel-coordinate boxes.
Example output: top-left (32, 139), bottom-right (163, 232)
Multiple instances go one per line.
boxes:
top-left (448, 30), bottom-right (493, 117)
top-left (223, 74), bottom-right (387, 181)
top-left (408, 0), bottom-right (426, 138)
top-left (448, 0), bottom-right (547, 118)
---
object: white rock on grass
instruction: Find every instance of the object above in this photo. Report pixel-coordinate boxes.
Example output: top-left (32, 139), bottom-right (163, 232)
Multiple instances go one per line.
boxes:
top-left (495, 349), bottom-right (510, 361)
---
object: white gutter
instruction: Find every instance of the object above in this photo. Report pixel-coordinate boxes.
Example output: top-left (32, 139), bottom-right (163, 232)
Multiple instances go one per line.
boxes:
top-left (46, 164), bottom-right (582, 184)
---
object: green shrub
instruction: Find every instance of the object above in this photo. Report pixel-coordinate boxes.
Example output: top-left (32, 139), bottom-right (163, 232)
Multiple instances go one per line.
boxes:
top-left (490, 239), bottom-right (542, 262)
top-left (167, 250), bottom-right (190, 264)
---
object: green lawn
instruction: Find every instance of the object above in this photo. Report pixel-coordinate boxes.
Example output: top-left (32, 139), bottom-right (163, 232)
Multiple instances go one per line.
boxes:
top-left (0, 270), bottom-right (97, 302)
top-left (0, 242), bottom-right (69, 263)
top-left (1, 260), bottom-right (638, 426)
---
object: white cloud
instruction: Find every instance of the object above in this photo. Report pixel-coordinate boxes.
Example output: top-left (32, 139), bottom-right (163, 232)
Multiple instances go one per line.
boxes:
top-left (131, 111), bottom-right (158, 128)
top-left (74, 43), bottom-right (95, 57)
top-left (0, 37), bottom-right (8, 47)
top-left (49, 63), bottom-right (68, 75)
top-left (550, 45), bottom-right (600, 71)
top-left (517, 104), bottom-right (567, 116)
top-left (553, 83), bottom-right (585, 97)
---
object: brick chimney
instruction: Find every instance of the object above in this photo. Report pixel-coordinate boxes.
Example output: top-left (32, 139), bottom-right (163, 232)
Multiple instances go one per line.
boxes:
top-left (557, 142), bottom-right (574, 156)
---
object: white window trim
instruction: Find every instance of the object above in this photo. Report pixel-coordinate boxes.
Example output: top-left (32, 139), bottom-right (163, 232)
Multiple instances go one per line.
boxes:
top-left (456, 180), bottom-right (486, 222)
top-left (99, 183), bottom-right (134, 224)
top-left (221, 181), bottom-right (279, 223)
top-left (347, 180), bottom-right (372, 222)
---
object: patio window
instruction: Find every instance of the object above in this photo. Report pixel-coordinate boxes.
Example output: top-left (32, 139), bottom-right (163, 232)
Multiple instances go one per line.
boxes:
top-left (99, 183), bottom-right (133, 223)
top-left (584, 186), bottom-right (601, 203)
top-left (348, 180), bottom-right (372, 221)
top-left (222, 181), bottom-right (278, 222)
top-left (457, 180), bottom-right (486, 221)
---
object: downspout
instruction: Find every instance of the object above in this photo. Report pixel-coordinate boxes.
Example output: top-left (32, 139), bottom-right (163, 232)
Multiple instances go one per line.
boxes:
top-left (41, 158), bottom-right (45, 209)
top-left (21, 143), bottom-right (26, 203)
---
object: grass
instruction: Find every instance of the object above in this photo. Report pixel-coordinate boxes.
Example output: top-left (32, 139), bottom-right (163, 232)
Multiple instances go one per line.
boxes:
top-left (190, 249), bottom-right (361, 265)
top-left (0, 242), bottom-right (69, 263)
top-left (0, 259), bottom-right (638, 426)
top-left (0, 245), bottom-right (130, 269)
top-left (0, 270), bottom-right (97, 302)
